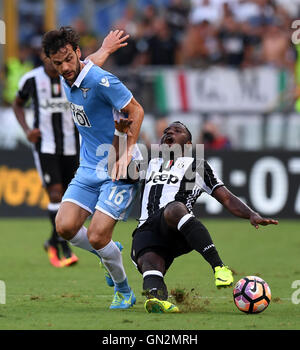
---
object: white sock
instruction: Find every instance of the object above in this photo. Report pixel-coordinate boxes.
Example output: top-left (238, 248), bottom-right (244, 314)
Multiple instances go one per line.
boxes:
top-left (69, 226), bottom-right (94, 252)
top-left (142, 270), bottom-right (164, 278)
top-left (177, 213), bottom-right (193, 231)
top-left (96, 240), bottom-right (126, 284)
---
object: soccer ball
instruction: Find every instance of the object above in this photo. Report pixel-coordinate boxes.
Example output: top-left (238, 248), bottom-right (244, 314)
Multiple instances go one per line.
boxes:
top-left (233, 276), bottom-right (271, 314)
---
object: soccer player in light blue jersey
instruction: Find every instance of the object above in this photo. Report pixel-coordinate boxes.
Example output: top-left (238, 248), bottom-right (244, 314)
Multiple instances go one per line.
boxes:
top-left (42, 27), bottom-right (144, 309)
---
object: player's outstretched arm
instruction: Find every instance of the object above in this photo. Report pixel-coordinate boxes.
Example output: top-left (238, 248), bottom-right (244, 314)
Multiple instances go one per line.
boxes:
top-left (213, 186), bottom-right (279, 229)
top-left (86, 30), bottom-right (129, 67)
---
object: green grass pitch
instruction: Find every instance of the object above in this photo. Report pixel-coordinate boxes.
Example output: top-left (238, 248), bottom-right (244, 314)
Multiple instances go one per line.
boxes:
top-left (0, 217), bottom-right (299, 330)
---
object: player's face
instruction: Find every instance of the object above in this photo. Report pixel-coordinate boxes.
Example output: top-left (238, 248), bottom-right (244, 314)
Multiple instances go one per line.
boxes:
top-left (49, 44), bottom-right (81, 85)
top-left (160, 123), bottom-right (191, 148)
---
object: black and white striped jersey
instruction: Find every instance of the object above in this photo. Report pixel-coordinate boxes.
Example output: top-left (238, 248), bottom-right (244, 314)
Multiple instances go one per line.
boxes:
top-left (18, 66), bottom-right (79, 155)
top-left (138, 156), bottom-right (224, 226)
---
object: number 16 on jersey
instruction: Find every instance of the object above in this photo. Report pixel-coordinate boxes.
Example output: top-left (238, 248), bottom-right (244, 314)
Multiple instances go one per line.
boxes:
top-left (108, 186), bottom-right (127, 205)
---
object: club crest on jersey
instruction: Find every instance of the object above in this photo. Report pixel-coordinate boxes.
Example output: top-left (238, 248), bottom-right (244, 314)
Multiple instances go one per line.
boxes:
top-left (70, 102), bottom-right (91, 127)
top-left (146, 171), bottom-right (179, 185)
top-left (52, 83), bottom-right (61, 96)
top-left (99, 77), bottom-right (110, 87)
top-left (80, 87), bottom-right (90, 99)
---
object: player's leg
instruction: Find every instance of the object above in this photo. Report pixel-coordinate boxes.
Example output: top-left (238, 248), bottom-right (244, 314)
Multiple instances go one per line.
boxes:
top-left (46, 183), bottom-right (79, 265)
top-left (139, 252), bottom-right (178, 313)
top-left (58, 168), bottom-right (126, 285)
top-left (131, 226), bottom-right (179, 313)
top-left (58, 154), bottom-right (81, 265)
top-left (90, 180), bottom-right (139, 308)
top-left (55, 201), bottom-right (91, 241)
top-left (87, 209), bottom-right (135, 309)
top-left (87, 211), bottom-right (126, 282)
top-left (55, 168), bottom-right (98, 256)
top-left (33, 152), bottom-right (68, 267)
top-left (137, 250), bottom-right (168, 300)
top-left (46, 183), bottom-right (65, 267)
top-left (163, 201), bottom-right (224, 268)
top-left (163, 201), bottom-right (233, 288)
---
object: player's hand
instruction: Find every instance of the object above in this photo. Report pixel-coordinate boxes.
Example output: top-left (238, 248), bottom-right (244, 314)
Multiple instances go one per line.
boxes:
top-left (101, 30), bottom-right (129, 55)
top-left (26, 128), bottom-right (41, 143)
top-left (114, 118), bottom-right (133, 136)
top-left (110, 152), bottom-right (132, 182)
top-left (250, 213), bottom-right (278, 229)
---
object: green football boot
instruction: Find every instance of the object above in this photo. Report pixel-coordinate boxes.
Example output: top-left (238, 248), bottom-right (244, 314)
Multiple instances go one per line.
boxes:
top-left (214, 265), bottom-right (234, 288)
top-left (144, 298), bottom-right (179, 313)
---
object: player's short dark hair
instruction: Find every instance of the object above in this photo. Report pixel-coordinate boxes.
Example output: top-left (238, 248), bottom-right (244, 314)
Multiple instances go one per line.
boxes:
top-left (172, 121), bottom-right (192, 141)
top-left (42, 26), bottom-right (80, 57)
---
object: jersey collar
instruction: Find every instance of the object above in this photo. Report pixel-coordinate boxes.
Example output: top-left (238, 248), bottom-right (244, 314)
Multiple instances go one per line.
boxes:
top-left (72, 59), bottom-right (94, 88)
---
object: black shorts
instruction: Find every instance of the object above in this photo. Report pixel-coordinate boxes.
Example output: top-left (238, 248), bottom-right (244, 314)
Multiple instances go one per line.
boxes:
top-left (131, 208), bottom-right (193, 272)
top-left (33, 152), bottom-right (79, 189)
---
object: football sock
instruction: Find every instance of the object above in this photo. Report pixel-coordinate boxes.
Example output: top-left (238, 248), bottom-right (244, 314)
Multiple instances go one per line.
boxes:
top-left (48, 203), bottom-right (73, 258)
top-left (178, 214), bottom-right (223, 270)
top-left (114, 278), bottom-right (130, 294)
top-left (143, 270), bottom-right (168, 300)
top-left (69, 226), bottom-right (94, 252)
top-left (96, 240), bottom-right (129, 291)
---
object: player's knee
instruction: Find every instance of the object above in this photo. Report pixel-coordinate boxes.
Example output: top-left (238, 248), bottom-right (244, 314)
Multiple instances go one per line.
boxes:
top-left (55, 215), bottom-right (79, 240)
top-left (87, 226), bottom-right (111, 250)
top-left (163, 201), bottom-right (189, 228)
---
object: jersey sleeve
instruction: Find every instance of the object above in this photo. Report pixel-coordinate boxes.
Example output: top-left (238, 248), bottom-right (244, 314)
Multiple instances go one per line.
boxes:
top-left (17, 73), bottom-right (34, 102)
top-left (195, 159), bottom-right (224, 195)
top-left (96, 72), bottom-right (133, 112)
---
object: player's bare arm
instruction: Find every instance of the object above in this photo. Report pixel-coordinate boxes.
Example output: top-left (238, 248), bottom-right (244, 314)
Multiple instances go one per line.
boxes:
top-left (120, 97), bottom-right (144, 154)
top-left (110, 97), bottom-right (144, 181)
top-left (13, 96), bottom-right (41, 143)
top-left (213, 186), bottom-right (279, 229)
top-left (86, 30), bottom-right (129, 66)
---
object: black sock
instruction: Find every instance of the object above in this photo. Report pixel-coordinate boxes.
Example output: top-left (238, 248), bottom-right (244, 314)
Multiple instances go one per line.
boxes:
top-left (143, 274), bottom-right (168, 300)
top-left (48, 209), bottom-right (59, 246)
top-left (48, 209), bottom-right (72, 258)
top-left (179, 216), bottom-right (223, 270)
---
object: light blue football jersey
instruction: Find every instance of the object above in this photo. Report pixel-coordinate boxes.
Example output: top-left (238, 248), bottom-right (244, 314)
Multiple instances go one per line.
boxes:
top-left (62, 60), bottom-right (133, 169)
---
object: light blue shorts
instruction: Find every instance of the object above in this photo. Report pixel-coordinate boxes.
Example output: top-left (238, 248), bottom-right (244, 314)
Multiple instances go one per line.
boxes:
top-left (62, 166), bottom-right (138, 221)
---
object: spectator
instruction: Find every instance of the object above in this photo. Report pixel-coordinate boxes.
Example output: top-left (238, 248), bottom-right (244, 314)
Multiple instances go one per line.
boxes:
top-left (218, 14), bottom-right (249, 67)
top-left (199, 121), bottom-right (231, 150)
top-left (113, 5), bottom-right (138, 36)
top-left (72, 18), bottom-right (98, 59)
top-left (111, 4), bottom-right (157, 67)
top-left (248, 0), bottom-right (275, 28)
top-left (179, 20), bottom-right (221, 67)
top-left (231, 0), bottom-right (262, 24)
top-left (112, 36), bottom-right (140, 67)
top-left (164, 0), bottom-right (190, 43)
top-left (189, 0), bottom-right (223, 25)
top-left (261, 20), bottom-right (292, 69)
top-left (145, 17), bottom-right (179, 65)
top-left (177, 21), bottom-right (202, 66)
top-left (111, 7), bottom-right (141, 67)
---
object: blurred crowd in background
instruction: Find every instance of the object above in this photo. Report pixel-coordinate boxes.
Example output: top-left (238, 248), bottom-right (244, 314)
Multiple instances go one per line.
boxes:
top-left (1, 0), bottom-right (300, 151)
top-left (7, 0), bottom-right (299, 70)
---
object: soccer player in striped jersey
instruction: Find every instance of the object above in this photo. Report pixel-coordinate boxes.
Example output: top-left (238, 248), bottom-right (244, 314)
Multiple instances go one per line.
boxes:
top-left (128, 121), bottom-right (278, 313)
top-left (13, 30), bottom-right (130, 268)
